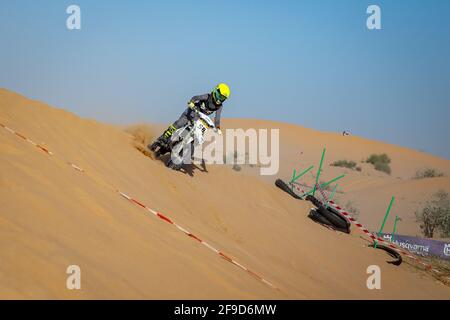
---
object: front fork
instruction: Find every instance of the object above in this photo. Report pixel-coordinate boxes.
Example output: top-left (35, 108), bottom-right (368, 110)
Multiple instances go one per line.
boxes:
top-left (170, 131), bottom-right (196, 165)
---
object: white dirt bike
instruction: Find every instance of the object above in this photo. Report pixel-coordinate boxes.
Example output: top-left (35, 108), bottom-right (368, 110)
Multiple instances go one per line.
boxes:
top-left (150, 109), bottom-right (219, 171)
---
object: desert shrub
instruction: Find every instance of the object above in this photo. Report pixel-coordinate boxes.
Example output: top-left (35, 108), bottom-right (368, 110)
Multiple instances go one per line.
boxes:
top-left (407, 255), bottom-right (450, 286)
top-left (331, 160), bottom-right (357, 169)
top-left (414, 168), bottom-right (445, 179)
top-left (366, 153), bottom-right (391, 175)
top-left (356, 166), bottom-right (362, 172)
top-left (366, 153), bottom-right (391, 165)
top-left (224, 151), bottom-right (239, 165)
top-left (374, 162), bottom-right (391, 174)
top-left (415, 190), bottom-right (450, 238)
top-left (225, 150), bottom-right (261, 169)
top-left (231, 151), bottom-right (241, 171)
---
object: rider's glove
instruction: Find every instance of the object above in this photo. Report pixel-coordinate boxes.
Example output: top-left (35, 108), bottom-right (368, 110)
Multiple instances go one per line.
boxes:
top-left (188, 101), bottom-right (195, 109)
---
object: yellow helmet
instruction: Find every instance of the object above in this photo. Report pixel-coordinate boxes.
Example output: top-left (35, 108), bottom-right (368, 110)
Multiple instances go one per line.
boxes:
top-left (212, 83), bottom-right (230, 104)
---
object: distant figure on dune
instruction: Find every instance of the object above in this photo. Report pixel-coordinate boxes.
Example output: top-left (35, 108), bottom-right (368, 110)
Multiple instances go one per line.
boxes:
top-left (149, 83), bottom-right (230, 149)
top-left (342, 130), bottom-right (350, 136)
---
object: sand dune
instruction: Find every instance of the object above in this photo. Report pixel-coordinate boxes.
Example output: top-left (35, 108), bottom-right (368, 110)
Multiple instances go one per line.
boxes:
top-left (223, 118), bottom-right (450, 237)
top-left (1, 89), bottom-right (449, 299)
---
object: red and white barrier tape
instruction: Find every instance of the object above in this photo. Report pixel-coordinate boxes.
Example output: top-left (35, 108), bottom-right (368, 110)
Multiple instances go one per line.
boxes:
top-left (0, 123), bottom-right (54, 155)
top-left (0, 122), bottom-right (278, 290)
top-left (118, 192), bottom-right (278, 289)
top-left (327, 200), bottom-right (441, 274)
top-left (290, 182), bottom-right (306, 195)
top-left (316, 183), bottom-right (329, 203)
top-left (289, 176), bottom-right (441, 274)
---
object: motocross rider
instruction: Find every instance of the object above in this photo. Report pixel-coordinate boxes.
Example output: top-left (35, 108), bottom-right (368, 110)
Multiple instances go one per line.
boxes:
top-left (149, 83), bottom-right (230, 150)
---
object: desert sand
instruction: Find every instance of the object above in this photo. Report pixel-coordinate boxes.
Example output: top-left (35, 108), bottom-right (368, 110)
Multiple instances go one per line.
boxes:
top-left (224, 119), bottom-right (450, 237)
top-left (1, 88), bottom-right (449, 299)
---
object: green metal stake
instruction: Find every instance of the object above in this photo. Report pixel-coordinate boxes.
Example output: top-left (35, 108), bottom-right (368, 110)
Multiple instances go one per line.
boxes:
top-left (290, 169), bottom-right (297, 191)
top-left (326, 183), bottom-right (339, 209)
top-left (392, 215), bottom-right (400, 242)
top-left (374, 196), bottom-right (395, 249)
top-left (290, 165), bottom-right (314, 184)
top-left (312, 148), bottom-right (326, 196)
top-left (303, 174), bottom-right (346, 198)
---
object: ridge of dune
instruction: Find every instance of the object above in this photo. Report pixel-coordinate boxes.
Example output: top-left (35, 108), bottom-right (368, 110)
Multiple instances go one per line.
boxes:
top-left (223, 118), bottom-right (450, 178)
top-left (1, 88), bottom-right (449, 299)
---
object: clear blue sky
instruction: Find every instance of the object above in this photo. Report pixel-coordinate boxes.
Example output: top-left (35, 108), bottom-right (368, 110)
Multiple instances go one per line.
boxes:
top-left (1, 0), bottom-right (449, 158)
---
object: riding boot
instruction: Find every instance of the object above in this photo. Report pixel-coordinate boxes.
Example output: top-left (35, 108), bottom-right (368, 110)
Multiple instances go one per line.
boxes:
top-left (161, 124), bottom-right (178, 143)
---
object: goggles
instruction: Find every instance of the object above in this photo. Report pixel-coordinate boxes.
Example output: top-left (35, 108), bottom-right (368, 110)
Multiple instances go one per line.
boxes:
top-left (213, 89), bottom-right (227, 104)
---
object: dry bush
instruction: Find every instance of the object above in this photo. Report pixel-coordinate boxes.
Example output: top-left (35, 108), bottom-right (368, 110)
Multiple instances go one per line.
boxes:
top-left (415, 190), bottom-right (450, 238)
top-left (366, 153), bottom-right (391, 174)
top-left (405, 255), bottom-right (450, 286)
top-left (331, 160), bottom-right (357, 169)
top-left (414, 168), bottom-right (445, 179)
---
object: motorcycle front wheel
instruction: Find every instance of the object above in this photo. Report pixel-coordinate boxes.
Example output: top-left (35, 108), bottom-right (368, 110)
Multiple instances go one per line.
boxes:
top-left (166, 140), bottom-right (195, 171)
